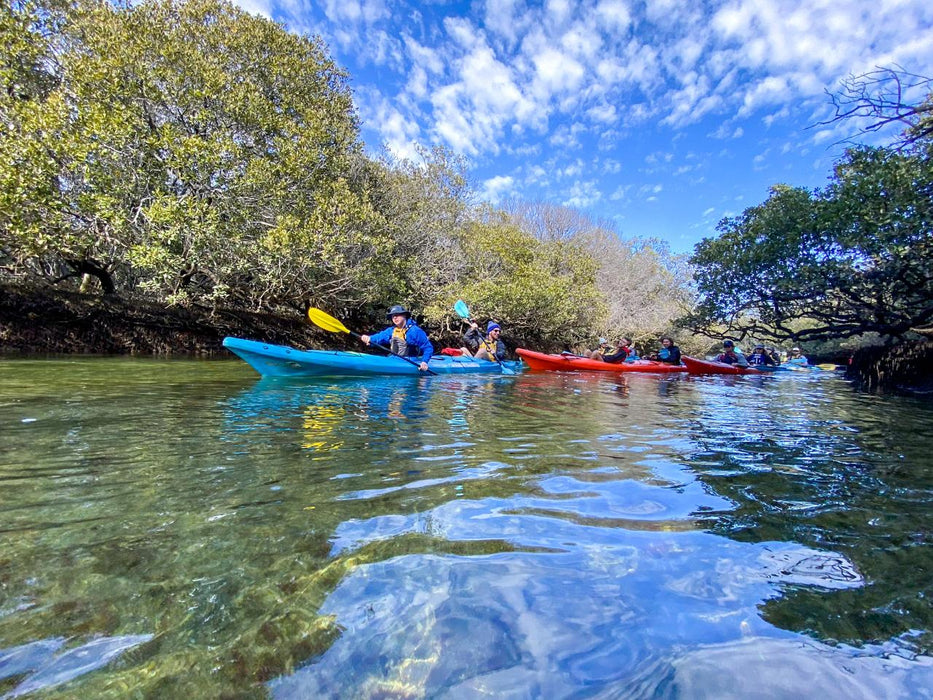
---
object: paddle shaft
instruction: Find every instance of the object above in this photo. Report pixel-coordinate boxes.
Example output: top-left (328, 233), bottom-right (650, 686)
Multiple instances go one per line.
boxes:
top-left (358, 330), bottom-right (436, 375)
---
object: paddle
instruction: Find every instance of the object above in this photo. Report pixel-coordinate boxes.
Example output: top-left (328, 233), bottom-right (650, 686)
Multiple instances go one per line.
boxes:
top-left (307, 307), bottom-right (436, 375)
top-left (453, 300), bottom-right (515, 375)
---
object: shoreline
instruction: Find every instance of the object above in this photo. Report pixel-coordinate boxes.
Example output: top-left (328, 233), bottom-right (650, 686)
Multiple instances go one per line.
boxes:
top-left (0, 284), bottom-right (322, 356)
top-left (2, 284), bottom-right (931, 395)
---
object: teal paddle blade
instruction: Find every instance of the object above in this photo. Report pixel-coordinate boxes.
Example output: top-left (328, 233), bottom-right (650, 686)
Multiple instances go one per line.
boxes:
top-left (454, 300), bottom-right (470, 319)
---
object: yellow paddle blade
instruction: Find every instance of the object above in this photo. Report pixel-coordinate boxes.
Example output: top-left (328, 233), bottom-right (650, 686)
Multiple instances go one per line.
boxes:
top-left (307, 307), bottom-right (350, 334)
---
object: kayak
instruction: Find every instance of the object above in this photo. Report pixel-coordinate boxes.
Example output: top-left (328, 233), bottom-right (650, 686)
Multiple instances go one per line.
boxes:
top-left (682, 356), bottom-right (763, 375)
top-left (517, 348), bottom-right (687, 373)
top-left (224, 337), bottom-right (522, 377)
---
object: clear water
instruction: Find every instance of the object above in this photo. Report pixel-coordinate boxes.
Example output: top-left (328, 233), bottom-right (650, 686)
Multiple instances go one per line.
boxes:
top-left (0, 358), bottom-right (931, 698)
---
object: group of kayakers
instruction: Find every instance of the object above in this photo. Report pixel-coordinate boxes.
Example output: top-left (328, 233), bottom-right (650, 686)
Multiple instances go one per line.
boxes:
top-left (359, 304), bottom-right (506, 372)
top-left (715, 340), bottom-right (808, 367)
top-left (359, 303), bottom-right (808, 372)
top-left (583, 336), bottom-right (682, 365)
top-left (362, 303), bottom-right (690, 372)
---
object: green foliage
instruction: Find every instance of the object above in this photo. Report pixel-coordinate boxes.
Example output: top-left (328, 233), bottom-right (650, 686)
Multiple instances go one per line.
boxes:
top-left (686, 143), bottom-right (933, 343)
top-left (0, 0), bottom-right (380, 306)
top-left (431, 217), bottom-right (605, 348)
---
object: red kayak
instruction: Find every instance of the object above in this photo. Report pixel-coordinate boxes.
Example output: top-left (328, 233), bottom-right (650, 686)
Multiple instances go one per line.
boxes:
top-left (682, 356), bottom-right (763, 375)
top-left (517, 348), bottom-right (687, 373)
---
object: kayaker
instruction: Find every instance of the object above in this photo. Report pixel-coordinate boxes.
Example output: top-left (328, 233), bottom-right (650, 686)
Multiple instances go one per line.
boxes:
top-left (462, 320), bottom-right (507, 362)
top-left (767, 347), bottom-right (782, 365)
top-left (747, 344), bottom-right (777, 366)
top-left (361, 305), bottom-right (434, 372)
top-left (588, 337), bottom-right (637, 363)
top-left (716, 340), bottom-right (748, 366)
top-left (649, 337), bottom-right (681, 365)
top-left (787, 347), bottom-right (809, 366)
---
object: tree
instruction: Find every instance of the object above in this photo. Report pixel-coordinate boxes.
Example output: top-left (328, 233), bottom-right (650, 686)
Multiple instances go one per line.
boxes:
top-left (685, 143), bottom-right (933, 343)
top-left (824, 67), bottom-right (933, 149)
top-left (432, 214), bottom-right (605, 349)
top-left (0, 0), bottom-right (381, 308)
top-left (505, 201), bottom-right (694, 344)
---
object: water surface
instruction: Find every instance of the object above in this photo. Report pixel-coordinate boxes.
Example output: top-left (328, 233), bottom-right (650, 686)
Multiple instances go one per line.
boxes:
top-left (1, 358), bottom-right (931, 698)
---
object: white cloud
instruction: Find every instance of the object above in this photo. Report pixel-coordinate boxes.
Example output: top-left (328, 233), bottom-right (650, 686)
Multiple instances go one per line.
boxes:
top-left (601, 158), bottom-right (622, 174)
top-left (563, 179), bottom-right (602, 208)
top-left (482, 175), bottom-right (516, 204)
top-left (595, 0), bottom-right (632, 31)
top-left (711, 122), bottom-right (744, 139)
top-left (483, 0), bottom-right (527, 48)
top-left (530, 47), bottom-right (586, 98)
top-left (587, 103), bottom-right (617, 124)
top-left (403, 36), bottom-right (445, 75)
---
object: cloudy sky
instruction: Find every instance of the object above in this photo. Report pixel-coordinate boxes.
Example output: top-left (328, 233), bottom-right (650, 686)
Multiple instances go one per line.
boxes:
top-left (236, 0), bottom-right (932, 252)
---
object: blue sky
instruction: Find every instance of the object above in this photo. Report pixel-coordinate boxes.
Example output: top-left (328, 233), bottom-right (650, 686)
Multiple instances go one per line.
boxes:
top-left (235, 0), bottom-right (933, 253)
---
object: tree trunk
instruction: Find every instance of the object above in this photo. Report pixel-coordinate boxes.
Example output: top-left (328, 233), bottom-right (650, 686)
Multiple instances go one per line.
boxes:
top-left (66, 258), bottom-right (116, 295)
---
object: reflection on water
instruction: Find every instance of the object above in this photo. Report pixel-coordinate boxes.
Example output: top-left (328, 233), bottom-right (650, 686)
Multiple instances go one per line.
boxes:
top-left (0, 358), bottom-right (931, 697)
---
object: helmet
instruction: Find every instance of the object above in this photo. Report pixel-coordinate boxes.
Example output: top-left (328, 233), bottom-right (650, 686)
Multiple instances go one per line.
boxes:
top-left (386, 304), bottom-right (411, 319)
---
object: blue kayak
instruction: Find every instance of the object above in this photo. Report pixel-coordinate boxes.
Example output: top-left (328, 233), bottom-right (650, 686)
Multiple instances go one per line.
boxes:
top-left (223, 337), bottom-right (522, 377)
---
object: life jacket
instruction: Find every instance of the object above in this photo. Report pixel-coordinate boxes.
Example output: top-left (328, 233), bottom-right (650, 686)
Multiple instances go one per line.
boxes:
top-left (478, 337), bottom-right (498, 358)
top-left (390, 325), bottom-right (409, 356)
top-left (658, 347), bottom-right (671, 361)
top-left (717, 351), bottom-right (738, 365)
top-left (748, 352), bottom-right (768, 365)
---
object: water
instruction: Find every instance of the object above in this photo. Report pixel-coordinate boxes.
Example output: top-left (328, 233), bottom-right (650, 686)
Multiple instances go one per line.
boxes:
top-left (1, 358), bottom-right (931, 698)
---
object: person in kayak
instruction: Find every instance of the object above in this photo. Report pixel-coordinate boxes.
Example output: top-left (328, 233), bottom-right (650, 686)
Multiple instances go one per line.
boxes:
top-left (462, 320), bottom-right (506, 362)
top-left (716, 340), bottom-right (748, 366)
top-left (361, 305), bottom-right (434, 372)
top-left (787, 347), bottom-right (809, 366)
top-left (588, 337), bottom-right (637, 363)
top-left (649, 337), bottom-right (681, 364)
top-left (747, 344), bottom-right (777, 366)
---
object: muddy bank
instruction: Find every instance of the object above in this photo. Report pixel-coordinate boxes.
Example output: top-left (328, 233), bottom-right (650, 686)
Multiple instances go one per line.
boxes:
top-left (845, 340), bottom-right (933, 395)
top-left (0, 285), bottom-right (328, 355)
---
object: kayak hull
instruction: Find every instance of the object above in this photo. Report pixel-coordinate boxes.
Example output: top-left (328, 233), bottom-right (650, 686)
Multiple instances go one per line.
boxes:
top-left (682, 356), bottom-right (763, 375)
top-left (224, 337), bottom-right (521, 377)
top-left (517, 348), bottom-right (686, 373)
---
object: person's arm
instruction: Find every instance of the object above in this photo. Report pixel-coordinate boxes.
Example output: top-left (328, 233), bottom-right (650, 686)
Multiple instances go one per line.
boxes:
top-left (495, 339), bottom-right (507, 361)
top-left (411, 326), bottom-right (434, 365)
top-left (668, 347), bottom-right (681, 364)
top-left (735, 352), bottom-right (749, 367)
top-left (363, 327), bottom-right (392, 347)
top-left (463, 326), bottom-right (481, 350)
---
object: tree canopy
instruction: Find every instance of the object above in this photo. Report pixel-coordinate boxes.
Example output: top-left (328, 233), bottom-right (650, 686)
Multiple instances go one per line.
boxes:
top-left (685, 115), bottom-right (933, 344)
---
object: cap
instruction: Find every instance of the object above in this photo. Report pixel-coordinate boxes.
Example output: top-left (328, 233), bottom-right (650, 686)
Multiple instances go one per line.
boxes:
top-left (723, 340), bottom-right (734, 347)
top-left (487, 321), bottom-right (501, 333)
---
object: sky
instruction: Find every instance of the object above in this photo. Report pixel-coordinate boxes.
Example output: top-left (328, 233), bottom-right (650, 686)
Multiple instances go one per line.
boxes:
top-left (234, 0), bottom-right (933, 253)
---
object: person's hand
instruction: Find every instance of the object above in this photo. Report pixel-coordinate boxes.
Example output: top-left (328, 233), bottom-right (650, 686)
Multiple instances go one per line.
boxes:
top-left (419, 361), bottom-right (429, 372)
top-left (360, 334), bottom-right (370, 345)
top-left (469, 321), bottom-right (478, 330)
